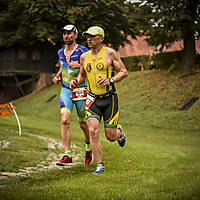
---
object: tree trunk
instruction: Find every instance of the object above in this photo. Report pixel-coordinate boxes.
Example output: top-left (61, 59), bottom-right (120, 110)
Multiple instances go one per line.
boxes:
top-left (178, 31), bottom-right (196, 72)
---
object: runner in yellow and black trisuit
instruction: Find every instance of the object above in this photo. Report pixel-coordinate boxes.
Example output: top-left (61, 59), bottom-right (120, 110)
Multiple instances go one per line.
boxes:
top-left (70, 26), bottom-right (128, 174)
top-left (84, 46), bottom-right (119, 128)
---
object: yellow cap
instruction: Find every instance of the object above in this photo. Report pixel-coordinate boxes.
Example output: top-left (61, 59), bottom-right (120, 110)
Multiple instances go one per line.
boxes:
top-left (82, 26), bottom-right (105, 37)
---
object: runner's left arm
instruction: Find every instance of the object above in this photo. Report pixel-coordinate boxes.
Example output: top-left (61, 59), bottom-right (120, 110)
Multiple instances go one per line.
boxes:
top-left (70, 54), bottom-right (87, 88)
top-left (98, 49), bottom-right (128, 86)
top-left (110, 49), bottom-right (128, 83)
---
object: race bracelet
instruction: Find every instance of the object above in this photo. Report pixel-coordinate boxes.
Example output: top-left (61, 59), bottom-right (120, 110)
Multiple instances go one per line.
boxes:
top-left (54, 75), bottom-right (61, 81)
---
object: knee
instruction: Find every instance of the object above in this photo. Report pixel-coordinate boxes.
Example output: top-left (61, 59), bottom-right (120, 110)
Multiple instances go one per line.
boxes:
top-left (87, 122), bottom-right (95, 133)
top-left (86, 119), bottom-right (99, 140)
top-left (88, 127), bottom-right (98, 139)
top-left (88, 126), bottom-right (95, 135)
top-left (61, 118), bottom-right (70, 126)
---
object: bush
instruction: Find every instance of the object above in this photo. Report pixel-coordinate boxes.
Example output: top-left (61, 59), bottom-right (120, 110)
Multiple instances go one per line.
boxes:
top-left (121, 55), bottom-right (150, 71)
top-left (152, 50), bottom-right (183, 70)
top-left (121, 50), bottom-right (183, 71)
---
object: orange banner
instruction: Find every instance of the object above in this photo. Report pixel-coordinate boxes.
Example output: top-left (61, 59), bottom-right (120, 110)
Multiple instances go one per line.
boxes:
top-left (0, 104), bottom-right (16, 116)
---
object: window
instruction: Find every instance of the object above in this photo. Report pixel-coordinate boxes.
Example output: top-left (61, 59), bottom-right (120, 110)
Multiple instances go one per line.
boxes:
top-left (17, 49), bottom-right (27, 60)
top-left (32, 50), bottom-right (40, 61)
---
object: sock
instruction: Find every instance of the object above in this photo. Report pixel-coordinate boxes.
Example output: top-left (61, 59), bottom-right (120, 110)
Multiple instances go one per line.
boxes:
top-left (64, 151), bottom-right (71, 158)
top-left (97, 163), bottom-right (104, 167)
top-left (85, 143), bottom-right (91, 151)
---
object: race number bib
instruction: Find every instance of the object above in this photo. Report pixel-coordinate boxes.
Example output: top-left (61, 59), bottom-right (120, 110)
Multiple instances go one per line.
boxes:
top-left (72, 87), bottom-right (87, 101)
top-left (85, 94), bottom-right (95, 110)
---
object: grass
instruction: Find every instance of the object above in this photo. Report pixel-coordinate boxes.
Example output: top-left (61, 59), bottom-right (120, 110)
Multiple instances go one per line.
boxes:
top-left (0, 126), bottom-right (49, 172)
top-left (0, 69), bottom-right (200, 200)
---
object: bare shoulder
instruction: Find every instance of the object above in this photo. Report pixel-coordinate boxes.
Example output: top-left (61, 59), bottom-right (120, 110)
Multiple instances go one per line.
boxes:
top-left (81, 51), bottom-right (88, 59)
top-left (106, 47), bottom-right (120, 61)
top-left (80, 51), bottom-right (88, 64)
top-left (106, 47), bottom-right (116, 55)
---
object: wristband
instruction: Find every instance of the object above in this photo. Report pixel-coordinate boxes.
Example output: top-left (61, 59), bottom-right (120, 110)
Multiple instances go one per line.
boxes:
top-left (54, 75), bottom-right (61, 81)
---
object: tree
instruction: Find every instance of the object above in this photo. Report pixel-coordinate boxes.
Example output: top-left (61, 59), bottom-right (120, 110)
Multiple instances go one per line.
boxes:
top-left (133, 0), bottom-right (200, 72)
top-left (0, 0), bottom-right (67, 46)
top-left (0, 0), bottom-right (137, 50)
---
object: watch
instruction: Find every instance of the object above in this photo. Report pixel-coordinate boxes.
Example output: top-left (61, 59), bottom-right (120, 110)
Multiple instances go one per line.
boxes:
top-left (109, 78), bottom-right (114, 84)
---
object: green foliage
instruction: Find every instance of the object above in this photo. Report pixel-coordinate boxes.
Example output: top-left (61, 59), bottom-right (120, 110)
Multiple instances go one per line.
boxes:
top-left (152, 50), bottom-right (183, 70)
top-left (121, 56), bottom-right (140, 71)
top-left (122, 55), bottom-right (150, 71)
top-left (0, 0), bottom-right (64, 46)
top-left (134, 0), bottom-right (200, 47)
top-left (122, 51), bottom-right (184, 71)
top-left (132, 0), bottom-right (200, 71)
top-left (0, 0), bottom-right (137, 49)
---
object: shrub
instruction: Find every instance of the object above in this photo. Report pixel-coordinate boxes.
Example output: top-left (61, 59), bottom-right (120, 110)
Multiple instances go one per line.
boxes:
top-left (152, 50), bottom-right (183, 70)
top-left (121, 50), bottom-right (183, 71)
top-left (121, 55), bottom-right (150, 71)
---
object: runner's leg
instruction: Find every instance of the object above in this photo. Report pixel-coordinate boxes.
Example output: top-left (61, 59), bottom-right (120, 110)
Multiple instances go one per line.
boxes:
top-left (87, 118), bottom-right (102, 163)
top-left (60, 87), bottom-right (74, 153)
top-left (61, 112), bottom-right (71, 152)
top-left (103, 93), bottom-right (121, 141)
top-left (79, 122), bottom-right (90, 142)
top-left (75, 100), bottom-right (90, 143)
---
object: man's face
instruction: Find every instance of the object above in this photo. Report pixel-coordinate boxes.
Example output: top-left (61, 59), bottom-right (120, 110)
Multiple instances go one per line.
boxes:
top-left (62, 30), bottom-right (77, 45)
top-left (86, 34), bottom-right (103, 48)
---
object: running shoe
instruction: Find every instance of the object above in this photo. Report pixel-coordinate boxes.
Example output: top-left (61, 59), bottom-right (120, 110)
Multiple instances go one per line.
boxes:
top-left (92, 163), bottom-right (105, 174)
top-left (117, 125), bottom-right (126, 147)
top-left (85, 150), bottom-right (93, 165)
top-left (118, 133), bottom-right (126, 147)
top-left (56, 155), bottom-right (73, 166)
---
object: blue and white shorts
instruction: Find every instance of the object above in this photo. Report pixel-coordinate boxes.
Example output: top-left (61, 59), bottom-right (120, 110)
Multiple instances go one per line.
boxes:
top-left (60, 87), bottom-right (86, 122)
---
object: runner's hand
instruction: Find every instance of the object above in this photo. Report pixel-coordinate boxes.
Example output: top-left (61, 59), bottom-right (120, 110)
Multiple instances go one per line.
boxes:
top-left (70, 78), bottom-right (78, 89)
top-left (69, 61), bottom-right (80, 69)
top-left (53, 75), bottom-right (61, 85)
top-left (98, 76), bottom-right (110, 86)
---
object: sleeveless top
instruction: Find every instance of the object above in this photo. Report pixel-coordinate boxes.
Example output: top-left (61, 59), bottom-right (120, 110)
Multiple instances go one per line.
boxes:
top-left (84, 47), bottom-right (114, 95)
top-left (58, 44), bottom-right (88, 88)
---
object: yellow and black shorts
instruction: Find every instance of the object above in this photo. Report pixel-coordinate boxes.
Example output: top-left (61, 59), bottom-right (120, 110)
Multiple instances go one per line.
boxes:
top-left (86, 91), bottom-right (119, 128)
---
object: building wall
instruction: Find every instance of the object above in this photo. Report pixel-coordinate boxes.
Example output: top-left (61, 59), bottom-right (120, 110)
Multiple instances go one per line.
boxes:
top-left (0, 41), bottom-right (58, 103)
top-left (0, 42), bottom-right (57, 73)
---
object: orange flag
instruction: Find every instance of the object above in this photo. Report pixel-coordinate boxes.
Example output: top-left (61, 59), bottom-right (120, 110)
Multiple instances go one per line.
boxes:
top-left (0, 104), bottom-right (16, 116)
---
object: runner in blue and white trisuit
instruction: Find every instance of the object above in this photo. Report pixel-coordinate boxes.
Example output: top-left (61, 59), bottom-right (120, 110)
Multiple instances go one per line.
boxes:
top-left (53, 24), bottom-right (93, 166)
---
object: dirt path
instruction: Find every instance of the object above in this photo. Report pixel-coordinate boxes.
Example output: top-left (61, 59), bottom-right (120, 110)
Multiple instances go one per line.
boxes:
top-left (0, 132), bottom-right (81, 179)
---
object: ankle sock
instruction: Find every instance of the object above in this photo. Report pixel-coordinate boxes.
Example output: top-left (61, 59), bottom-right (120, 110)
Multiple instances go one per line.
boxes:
top-left (65, 151), bottom-right (71, 158)
top-left (97, 163), bottom-right (104, 168)
top-left (85, 143), bottom-right (91, 151)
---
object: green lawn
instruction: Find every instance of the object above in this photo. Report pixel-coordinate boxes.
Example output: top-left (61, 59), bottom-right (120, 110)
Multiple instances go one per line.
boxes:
top-left (0, 70), bottom-right (200, 200)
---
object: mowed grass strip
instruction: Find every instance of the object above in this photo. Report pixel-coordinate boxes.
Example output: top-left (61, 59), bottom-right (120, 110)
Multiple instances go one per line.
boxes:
top-left (0, 70), bottom-right (200, 200)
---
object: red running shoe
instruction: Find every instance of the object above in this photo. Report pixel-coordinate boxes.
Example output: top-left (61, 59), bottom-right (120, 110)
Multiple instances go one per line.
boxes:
top-left (85, 150), bottom-right (93, 165)
top-left (56, 155), bottom-right (73, 166)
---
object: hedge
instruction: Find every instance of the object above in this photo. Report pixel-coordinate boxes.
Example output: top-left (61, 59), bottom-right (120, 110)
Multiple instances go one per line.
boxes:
top-left (121, 50), bottom-right (183, 71)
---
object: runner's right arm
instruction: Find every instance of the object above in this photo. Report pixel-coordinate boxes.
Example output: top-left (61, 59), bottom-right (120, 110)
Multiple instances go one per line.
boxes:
top-left (53, 66), bottom-right (62, 84)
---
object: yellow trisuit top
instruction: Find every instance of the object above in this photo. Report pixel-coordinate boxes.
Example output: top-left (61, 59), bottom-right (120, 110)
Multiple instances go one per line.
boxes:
top-left (84, 47), bottom-right (114, 95)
